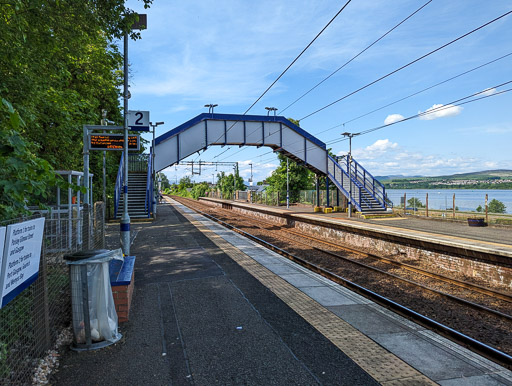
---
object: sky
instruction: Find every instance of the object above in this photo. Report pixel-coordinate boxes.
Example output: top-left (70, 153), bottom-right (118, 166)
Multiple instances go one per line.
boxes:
top-left (123, 0), bottom-right (512, 184)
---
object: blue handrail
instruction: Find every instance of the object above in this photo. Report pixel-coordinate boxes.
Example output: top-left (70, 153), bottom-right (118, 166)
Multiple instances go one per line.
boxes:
top-left (342, 155), bottom-right (387, 210)
top-left (145, 149), bottom-right (153, 217)
top-left (327, 155), bottom-right (363, 211)
top-left (114, 153), bottom-right (125, 218)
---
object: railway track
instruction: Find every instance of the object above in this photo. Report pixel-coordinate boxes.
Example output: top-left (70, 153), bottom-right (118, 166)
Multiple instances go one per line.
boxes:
top-left (171, 196), bottom-right (512, 368)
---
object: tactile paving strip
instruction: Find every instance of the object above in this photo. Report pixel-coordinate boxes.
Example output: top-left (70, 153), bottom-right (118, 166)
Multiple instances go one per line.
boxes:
top-left (178, 206), bottom-right (437, 385)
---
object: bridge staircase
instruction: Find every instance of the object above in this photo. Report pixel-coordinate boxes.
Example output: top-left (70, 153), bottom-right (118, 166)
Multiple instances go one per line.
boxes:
top-left (114, 153), bottom-right (154, 219)
top-left (327, 155), bottom-right (391, 213)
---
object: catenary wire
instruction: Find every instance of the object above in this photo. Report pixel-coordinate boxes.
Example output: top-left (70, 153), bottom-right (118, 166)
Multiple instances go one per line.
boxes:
top-left (316, 51), bottom-right (512, 136)
top-left (245, 52), bottom-right (512, 161)
top-left (229, 0), bottom-right (433, 162)
top-left (255, 81), bottom-right (512, 164)
top-left (279, 0), bottom-right (433, 114)
top-left (298, 9), bottom-right (512, 121)
top-left (206, 0), bottom-right (353, 155)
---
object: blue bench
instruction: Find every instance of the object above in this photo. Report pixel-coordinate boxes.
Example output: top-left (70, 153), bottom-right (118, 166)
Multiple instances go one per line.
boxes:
top-left (109, 256), bottom-right (135, 286)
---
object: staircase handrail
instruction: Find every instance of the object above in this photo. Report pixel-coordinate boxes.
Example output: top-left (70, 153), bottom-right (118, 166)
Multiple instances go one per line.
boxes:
top-left (145, 150), bottom-right (153, 217)
top-left (346, 156), bottom-right (387, 209)
top-left (114, 152), bottom-right (125, 218)
top-left (329, 155), bottom-right (383, 211)
top-left (327, 155), bottom-right (364, 211)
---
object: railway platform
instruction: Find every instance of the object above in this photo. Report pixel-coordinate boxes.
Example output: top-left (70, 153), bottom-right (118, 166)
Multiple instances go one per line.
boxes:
top-left (52, 199), bottom-right (512, 385)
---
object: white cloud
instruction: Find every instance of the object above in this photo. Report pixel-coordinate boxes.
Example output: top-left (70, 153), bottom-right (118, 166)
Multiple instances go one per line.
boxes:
top-left (418, 104), bottom-right (462, 120)
top-left (481, 88), bottom-right (497, 96)
top-left (384, 114), bottom-right (405, 125)
top-left (346, 139), bottom-right (398, 160)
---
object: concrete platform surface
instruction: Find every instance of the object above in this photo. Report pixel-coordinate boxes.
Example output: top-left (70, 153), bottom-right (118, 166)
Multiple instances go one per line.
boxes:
top-left (52, 199), bottom-right (512, 385)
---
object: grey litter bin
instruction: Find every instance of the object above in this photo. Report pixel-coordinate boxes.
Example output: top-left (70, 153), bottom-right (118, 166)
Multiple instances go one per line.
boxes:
top-left (64, 249), bottom-right (123, 351)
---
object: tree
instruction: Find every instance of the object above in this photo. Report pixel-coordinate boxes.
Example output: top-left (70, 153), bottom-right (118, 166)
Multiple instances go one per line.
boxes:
top-left (407, 197), bottom-right (424, 208)
top-left (191, 182), bottom-right (209, 199)
top-left (488, 199), bottom-right (506, 214)
top-left (476, 205), bottom-right (483, 212)
top-left (0, 1), bottom-right (153, 211)
top-left (216, 171), bottom-right (244, 199)
top-left (0, 98), bottom-right (66, 219)
top-left (266, 153), bottom-right (313, 202)
top-left (158, 173), bottom-right (171, 190)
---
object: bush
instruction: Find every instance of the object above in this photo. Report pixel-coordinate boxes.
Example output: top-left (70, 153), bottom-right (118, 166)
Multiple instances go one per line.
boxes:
top-left (488, 199), bottom-right (506, 214)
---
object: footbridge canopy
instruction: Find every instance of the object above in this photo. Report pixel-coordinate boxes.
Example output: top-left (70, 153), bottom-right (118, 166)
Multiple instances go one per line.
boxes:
top-left (154, 113), bottom-right (328, 175)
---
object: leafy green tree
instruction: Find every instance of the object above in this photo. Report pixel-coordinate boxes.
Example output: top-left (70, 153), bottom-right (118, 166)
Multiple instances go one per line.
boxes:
top-left (407, 197), bottom-right (424, 208)
top-left (266, 153), bottom-right (313, 201)
top-left (191, 182), bottom-right (209, 199)
top-left (0, 1), bottom-right (153, 210)
top-left (158, 173), bottom-right (171, 190)
top-left (488, 199), bottom-right (506, 213)
top-left (0, 98), bottom-right (65, 219)
top-left (216, 171), bottom-right (244, 199)
top-left (476, 205), bottom-right (483, 212)
top-left (178, 176), bottom-right (193, 190)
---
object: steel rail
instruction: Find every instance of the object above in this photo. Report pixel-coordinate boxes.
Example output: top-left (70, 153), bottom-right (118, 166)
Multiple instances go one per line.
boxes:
top-left (191, 197), bottom-right (512, 303)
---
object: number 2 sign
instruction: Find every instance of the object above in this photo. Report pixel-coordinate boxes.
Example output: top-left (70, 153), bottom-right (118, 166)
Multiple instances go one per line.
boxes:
top-left (127, 110), bottom-right (150, 131)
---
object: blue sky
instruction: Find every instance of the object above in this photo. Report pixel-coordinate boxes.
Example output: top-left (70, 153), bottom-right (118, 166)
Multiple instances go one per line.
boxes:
top-left (124, 0), bottom-right (512, 184)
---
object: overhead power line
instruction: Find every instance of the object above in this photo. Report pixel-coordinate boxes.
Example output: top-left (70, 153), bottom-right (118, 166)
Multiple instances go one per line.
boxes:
top-left (242, 0), bottom-right (353, 116)
top-left (299, 9), bottom-right (512, 121)
top-left (313, 51), bottom-right (512, 136)
top-left (254, 80), bottom-right (512, 164)
top-left (207, 0), bottom-right (353, 157)
top-left (327, 80), bottom-right (512, 145)
top-left (280, 0), bottom-right (432, 114)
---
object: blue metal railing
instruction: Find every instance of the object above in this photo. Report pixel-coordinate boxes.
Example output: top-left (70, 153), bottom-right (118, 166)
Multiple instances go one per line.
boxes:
top-left (338, 155), bottom-right (388, 210)
top-left (114, 152), bottom-right (125, 218)
top-left (145, 149), bottom-right (153, 218)
top-left (327, 155), bottom-right (363, 211)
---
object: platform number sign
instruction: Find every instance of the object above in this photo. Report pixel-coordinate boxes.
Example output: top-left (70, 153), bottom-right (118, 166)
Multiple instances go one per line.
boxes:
top-left (128, 110), bottom-right (150, 131)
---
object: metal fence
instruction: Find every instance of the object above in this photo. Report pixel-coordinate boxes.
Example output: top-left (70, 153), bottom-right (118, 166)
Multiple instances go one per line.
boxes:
top-left (0, 202), bottom-right (105, 385)
top-left (387, 191), bottom-right (512, 224)
top-left (212, 189), bottom-right (348, 208)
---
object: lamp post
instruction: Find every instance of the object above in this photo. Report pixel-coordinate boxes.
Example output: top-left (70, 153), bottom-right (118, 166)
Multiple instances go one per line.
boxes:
top-left (205, 104), bottom-right (218, 114)
top-left (249, 163), bottom-right (253, 185)
top-left (342, 131), bottom-right (359, 218)
top-left (121, 13), bottom-right (147, 256)
top-left (150, 121), bottom-right (164, 217)
top-left (265, 107), bottom-right (278, 116)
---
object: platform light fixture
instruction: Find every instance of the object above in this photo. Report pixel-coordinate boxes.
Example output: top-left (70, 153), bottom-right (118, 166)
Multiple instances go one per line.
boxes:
top-left (205, 104), bottom-right (218, 114)
top-left (265, 107), bottom-right (278, 116)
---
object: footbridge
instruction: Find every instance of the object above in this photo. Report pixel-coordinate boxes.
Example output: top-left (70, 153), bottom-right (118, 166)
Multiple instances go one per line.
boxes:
top-left (153, 113), bottom-right (389, 213)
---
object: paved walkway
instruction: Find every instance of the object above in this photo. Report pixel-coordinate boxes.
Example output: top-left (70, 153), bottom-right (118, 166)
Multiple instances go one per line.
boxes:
top-left (52, 202), bottom-right (377, 385)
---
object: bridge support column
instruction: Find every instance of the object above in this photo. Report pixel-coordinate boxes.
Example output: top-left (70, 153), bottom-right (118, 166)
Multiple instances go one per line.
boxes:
top-left (336, 188), bottom-right (340, 207)
top-left (326, 177), bottom-right (330, 207)
top-left (315, 175), bottom-right (320, 207)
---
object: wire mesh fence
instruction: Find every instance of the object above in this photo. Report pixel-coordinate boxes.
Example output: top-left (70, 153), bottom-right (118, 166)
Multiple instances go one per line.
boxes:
top-left (0, 202), bottom-right (105, 385)
top-left (386, 190), bottom-right (512, 224)
top-left (210, 189), bottom-right (349, 208)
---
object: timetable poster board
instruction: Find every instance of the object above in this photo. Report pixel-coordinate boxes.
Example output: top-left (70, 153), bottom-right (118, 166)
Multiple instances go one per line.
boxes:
top-left (0, 218), bottom-right (45, 308)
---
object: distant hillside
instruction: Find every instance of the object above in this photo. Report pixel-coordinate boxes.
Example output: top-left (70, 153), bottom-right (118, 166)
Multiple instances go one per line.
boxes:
top-left (379, 170), bottom-right (512, 189)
